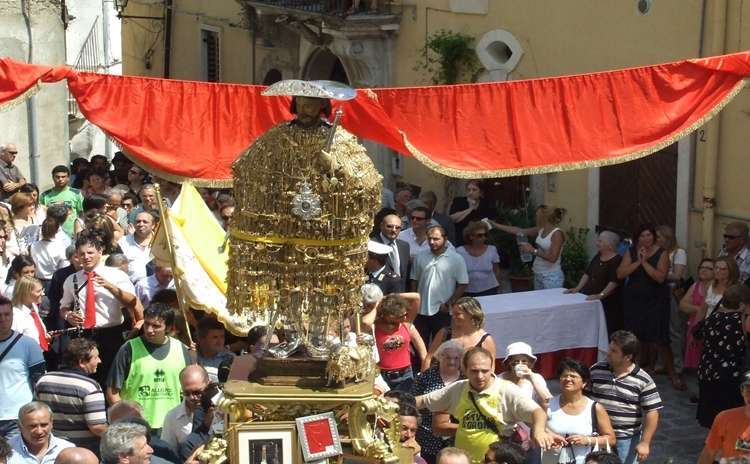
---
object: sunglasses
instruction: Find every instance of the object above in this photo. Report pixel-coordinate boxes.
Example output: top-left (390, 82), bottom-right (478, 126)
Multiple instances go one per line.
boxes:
top-left (474, 233), bottom-right (487, 238)
top-left (724, 234), bottom-right (742, 240)
top-left (182, 389), bottom-right (204, 397)
top-left (410, 216), bottom-right (427, 221)
top-left (6, 151), bottom-right (18, 155)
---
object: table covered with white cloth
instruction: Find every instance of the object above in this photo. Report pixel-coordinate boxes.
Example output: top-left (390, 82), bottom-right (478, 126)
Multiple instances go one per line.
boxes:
top-left (476, 288), bottom-right (609, 378)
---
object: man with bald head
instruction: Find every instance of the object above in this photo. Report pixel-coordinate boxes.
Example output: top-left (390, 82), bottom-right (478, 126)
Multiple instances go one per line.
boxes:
top-left (54, 447), bottom-right (98, 464)
top-left (160, 365), bottom-right (209, 454)
top-left (371, 213), bottom-right (410, 291)
top-left (719, 221), bottom-right (750, 284)
top-left (0, 143), bottom-right (26, 202)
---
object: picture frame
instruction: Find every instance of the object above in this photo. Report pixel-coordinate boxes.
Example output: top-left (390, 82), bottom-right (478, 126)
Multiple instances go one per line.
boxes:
top-left (232, 421), bottom-right (299, 464)
top-left (295, 412), bottom-right (343, 462)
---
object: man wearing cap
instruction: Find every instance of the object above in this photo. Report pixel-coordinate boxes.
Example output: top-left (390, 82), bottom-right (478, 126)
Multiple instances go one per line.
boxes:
top-left (366, 240), bottom-right (403, 295)
top-left (0, 143), bottom-right (26, 202)
top-left (415, 347), bottom-right (560, 463)
top-left (698, 370), bottom-right (750, 462)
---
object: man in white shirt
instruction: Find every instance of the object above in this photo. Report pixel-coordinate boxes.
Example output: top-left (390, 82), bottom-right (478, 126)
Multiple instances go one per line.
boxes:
top-left (398, 206), bottom-right (435, 259)
top-left (160, 365), bottom-right (209, 454)
top-left (60, 232), bottom-right (139, 385)
top-left (409, 225), bottom-right (468, 346)
top-left (117, 211), bottom-right (155, 283)
top-left (134, 265), bottom-right (174, 308)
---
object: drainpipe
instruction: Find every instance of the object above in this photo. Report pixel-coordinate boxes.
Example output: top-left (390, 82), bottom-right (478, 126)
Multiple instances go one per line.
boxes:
top-left (21, 0), bottom-right (40, 185)
top-left (102, 0), bottom-right (112, 159)
top-left (163, 0), bottom-right (173, 78)
top-left (698, 0), bottom-right (728, 257)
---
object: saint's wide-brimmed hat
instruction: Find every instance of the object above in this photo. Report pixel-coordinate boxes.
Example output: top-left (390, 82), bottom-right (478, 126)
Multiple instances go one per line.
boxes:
top-left (261, 79), bottom-right (357, 101)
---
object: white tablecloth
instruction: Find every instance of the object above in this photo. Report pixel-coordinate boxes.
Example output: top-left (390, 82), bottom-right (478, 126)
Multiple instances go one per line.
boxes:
top-left (476, 288), bottom-right (609, 361)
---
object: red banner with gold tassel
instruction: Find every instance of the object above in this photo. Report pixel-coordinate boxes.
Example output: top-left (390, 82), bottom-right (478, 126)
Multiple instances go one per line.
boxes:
top-left (1, 51), bottom-right (749, 184)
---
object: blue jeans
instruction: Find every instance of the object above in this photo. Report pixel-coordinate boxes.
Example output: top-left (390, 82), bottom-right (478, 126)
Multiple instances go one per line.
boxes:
top-left (615, 432), bottom-right (641, 464)
top-left (533, 269), bottom-right (565, 289)
top-left (382, 367), bottom-right (414, 392)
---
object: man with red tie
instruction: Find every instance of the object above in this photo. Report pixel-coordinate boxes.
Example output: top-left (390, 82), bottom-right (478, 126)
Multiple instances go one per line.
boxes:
top-left (60, 231), bottom-right (140, 384)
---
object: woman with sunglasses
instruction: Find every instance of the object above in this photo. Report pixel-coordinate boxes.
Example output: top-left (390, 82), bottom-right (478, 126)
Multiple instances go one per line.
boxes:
top-left (456, 221), bottom-right (502, 297)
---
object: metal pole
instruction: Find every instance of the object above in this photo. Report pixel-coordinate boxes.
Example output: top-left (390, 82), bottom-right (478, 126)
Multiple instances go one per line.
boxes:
top-left (154, 182), bottom-right (193, 346)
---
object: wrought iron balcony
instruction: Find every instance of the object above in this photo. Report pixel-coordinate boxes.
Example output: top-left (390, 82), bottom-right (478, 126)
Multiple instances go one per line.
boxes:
top-left (247, 0), bottom-right (391, 18)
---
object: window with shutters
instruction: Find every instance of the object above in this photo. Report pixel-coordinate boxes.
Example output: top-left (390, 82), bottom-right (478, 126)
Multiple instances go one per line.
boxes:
top-left (201, 27), bottom-right (221, 82)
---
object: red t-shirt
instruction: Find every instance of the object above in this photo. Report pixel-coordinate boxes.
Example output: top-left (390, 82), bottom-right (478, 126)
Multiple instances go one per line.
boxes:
top-left (706, 406), bottom-right (750, 458)
top-left (375, 322), bottom-right (412, 370)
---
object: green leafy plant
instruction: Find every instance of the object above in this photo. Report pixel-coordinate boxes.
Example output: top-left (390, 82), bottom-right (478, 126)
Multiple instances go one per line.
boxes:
top-left (561, 227), bottom-right (590, 288)
top-left (415, 29), bottom-right (483, 84)
top-left (488, 201), bottom-right (537, 277)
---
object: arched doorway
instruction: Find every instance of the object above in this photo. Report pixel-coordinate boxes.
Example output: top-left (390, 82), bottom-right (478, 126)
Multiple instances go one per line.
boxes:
top-left (302, 48), bottom-right (349, 84)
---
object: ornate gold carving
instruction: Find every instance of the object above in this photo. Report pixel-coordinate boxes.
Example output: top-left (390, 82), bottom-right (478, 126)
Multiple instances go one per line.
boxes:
top-left (326, 343), bottom-right (378, 386)
top-left (349, 398), bottom-right (402, 464)
top-left (197, 436), bottom-right (228, 464)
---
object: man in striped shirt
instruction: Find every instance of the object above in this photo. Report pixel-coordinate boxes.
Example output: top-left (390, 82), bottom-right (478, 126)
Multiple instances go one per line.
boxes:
top-left (34, 338), bottom-right (107, 454)
top-left (589, 330), bottom-right (662, 464)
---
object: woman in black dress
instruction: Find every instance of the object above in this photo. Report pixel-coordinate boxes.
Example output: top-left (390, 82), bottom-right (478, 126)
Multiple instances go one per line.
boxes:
top-left (616, 224), bottom-right (677, 380)
top-left (565, 230), bottom-right (623, 334)
top-left (449, 180), bottom-right (495, 246)
top-left (695, 284), bottom-right (748, 427)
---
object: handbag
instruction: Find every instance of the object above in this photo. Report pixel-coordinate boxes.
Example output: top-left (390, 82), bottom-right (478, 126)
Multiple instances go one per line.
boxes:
top-left (590, 401), bottom-right (611, 453)
top-left (468, 392), bottom-right (531, 450)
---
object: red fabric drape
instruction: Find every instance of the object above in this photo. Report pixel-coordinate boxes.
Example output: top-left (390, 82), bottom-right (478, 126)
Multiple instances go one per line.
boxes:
top-left (1, 51), bottom-right (749, 184)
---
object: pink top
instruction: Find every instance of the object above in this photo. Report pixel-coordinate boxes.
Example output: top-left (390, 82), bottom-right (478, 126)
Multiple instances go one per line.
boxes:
top-left (690, 282), bottom-right (707, 307)
top-left (375, 323), bottom-right (412, 370)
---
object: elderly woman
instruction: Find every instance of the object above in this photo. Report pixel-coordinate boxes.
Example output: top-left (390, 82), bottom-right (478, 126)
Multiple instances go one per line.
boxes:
top-left (424, 296), bottom-right (496, 367)
top-left (488, 205), bottom-right (567, 289)
top-left (457, 221), bottom-right (502, 297)
top-left (565, 230), bottom-right (623, 334)
top-left (543, 358), bottom-right (616, 464)
top-left (412, 340), bottom-right (464, 464)
top-left (617, 224), bottom-right (672, 377)
top-left (449, 180), bottom-right (496, 246)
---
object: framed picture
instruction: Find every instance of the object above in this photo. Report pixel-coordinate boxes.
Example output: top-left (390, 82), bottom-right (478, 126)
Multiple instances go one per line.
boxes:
top-left (295, 412), bottom-right (342, 462)
top-left (234, 422), bottom-right (298, 464)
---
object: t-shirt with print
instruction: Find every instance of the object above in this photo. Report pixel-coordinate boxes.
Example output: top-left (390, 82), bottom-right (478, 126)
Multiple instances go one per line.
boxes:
top-left (705, 406), bottom-right (750, 458)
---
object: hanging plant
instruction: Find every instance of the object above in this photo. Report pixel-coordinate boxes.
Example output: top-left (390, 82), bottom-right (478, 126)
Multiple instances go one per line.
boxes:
top-left (415, 29), bottom-right (483, 84)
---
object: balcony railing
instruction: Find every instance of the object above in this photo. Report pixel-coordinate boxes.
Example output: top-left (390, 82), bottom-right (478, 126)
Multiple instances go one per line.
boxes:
top-left (249, 0), bottom-right (391, 17)
top-left (69, 17), bottom-right (102, 117)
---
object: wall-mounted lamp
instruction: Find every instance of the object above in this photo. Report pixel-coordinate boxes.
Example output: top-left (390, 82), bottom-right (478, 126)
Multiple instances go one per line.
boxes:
top-left (113, 0), bottom-right (164, 20)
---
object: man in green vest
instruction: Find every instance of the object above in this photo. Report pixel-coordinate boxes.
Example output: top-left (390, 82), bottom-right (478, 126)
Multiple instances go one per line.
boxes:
top-left (106, 303), bottom-right (192, 432)
top-left (40, 165), bottom-right (83, 237)
top-left (416, 347), bottom-right (563, 463)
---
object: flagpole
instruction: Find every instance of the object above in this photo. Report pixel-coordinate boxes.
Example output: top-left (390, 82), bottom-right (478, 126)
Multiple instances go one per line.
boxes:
top-left (154, 182), bottom-right (194, 347)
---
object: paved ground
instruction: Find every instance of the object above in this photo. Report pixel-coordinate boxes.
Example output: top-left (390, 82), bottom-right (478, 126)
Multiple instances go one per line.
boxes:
top-left (548, 371), bottom-right (707, 464)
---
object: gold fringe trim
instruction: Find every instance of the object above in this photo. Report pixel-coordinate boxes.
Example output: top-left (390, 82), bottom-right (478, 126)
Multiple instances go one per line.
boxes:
top-left (405, 78), bottom-right (749, 179)
top-left (230, 228), bottom-right (367, 247)
top-left (0, 81), bottom-right (41, 113)
top-left (120, 147), bottom-right (234, 188)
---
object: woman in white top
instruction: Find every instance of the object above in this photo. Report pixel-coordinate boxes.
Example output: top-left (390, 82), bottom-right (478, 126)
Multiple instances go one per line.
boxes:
top-left (488, 205), bottom-right (567, 289)
top-left (19, 183), bottom-right (47, 225)
top-left (656, 225), bottom-right (689, 390)
top-left (543, 358), bottom-right (616, 464)
top-left (705, 256), bottom-right (739, 316)
top-left (456, 221), bottom-right (502, 297)
top-left (11, 275), bottom-right (49, 350)
top-left (500, 342), bottom-right (552, 409)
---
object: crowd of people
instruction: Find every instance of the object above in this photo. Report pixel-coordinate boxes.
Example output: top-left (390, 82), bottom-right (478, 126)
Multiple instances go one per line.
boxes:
top-left (0, 139), bottom-right (749, 464)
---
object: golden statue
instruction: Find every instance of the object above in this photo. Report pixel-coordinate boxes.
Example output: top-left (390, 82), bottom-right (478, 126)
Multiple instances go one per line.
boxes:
top-left (227, 80), bottom-right (381, 360)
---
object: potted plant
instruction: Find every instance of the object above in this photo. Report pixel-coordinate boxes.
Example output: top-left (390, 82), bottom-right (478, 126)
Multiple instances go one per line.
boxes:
top-left (488, 201), bottom-right (536, 292)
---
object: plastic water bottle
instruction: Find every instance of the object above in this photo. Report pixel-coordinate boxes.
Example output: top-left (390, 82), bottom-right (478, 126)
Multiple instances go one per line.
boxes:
top-left (517, 232), bottom-right (533, 263)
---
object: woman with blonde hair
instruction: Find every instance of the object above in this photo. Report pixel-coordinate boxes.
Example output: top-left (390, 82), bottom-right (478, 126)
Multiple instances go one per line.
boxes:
top-left (11, 275), bottom-right (50, 351)
top-left (423, 296), bottom-right (496, 367)
top-left (10, 191), bottom-right (38, 253)
top-left (705, 256), bottom-right (739, 316)
top-left (488, 205), bottom-right (567, 289)
top-left (456, 221), bottom-right (502, 297)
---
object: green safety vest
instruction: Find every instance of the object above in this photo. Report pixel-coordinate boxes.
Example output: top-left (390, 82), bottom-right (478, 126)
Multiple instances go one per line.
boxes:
top-left (121, 337), bottom-right (186, 428)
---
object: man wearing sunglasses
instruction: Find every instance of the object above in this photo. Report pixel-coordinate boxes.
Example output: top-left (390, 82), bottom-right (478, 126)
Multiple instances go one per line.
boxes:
top-left (718, 222), bottom-right (750, 284)
top-left (160, 365), bottom-right (209, 455)
top-left (0, 143), bottom-right (26, 202)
